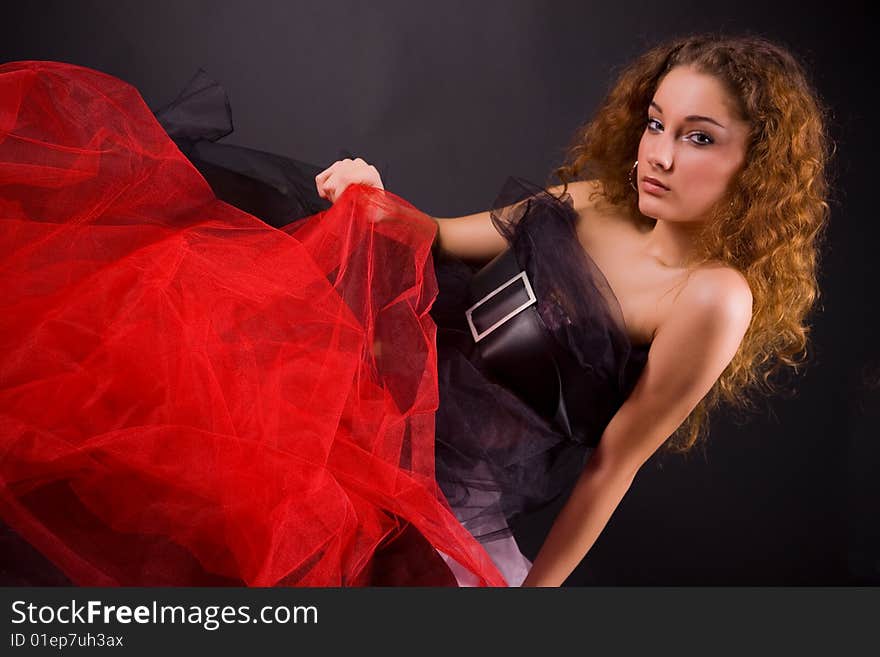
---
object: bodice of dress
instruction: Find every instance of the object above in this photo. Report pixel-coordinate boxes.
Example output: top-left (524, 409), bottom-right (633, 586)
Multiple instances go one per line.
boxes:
top-left (430, 178), bottom-right (650, 547)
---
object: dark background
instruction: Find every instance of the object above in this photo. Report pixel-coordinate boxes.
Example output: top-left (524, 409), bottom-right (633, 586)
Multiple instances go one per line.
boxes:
top-left (1, 0), bottom-right (876, 585)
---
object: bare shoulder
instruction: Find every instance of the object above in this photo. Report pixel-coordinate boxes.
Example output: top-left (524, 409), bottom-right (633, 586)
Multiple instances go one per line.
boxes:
top-left (546, 179), bottom-right (605, 213)
top-left (597, 261), bottom-right (754, 472)
top-left (678, 263), bottom-right (753, 321)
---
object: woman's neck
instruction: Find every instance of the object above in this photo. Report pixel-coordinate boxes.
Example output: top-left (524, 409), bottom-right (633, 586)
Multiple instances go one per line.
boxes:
top-left (639, 216), bottom-right (705, 269)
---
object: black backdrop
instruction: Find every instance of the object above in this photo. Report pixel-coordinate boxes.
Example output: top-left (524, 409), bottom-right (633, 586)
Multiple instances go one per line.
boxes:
top-left (1, 0), bottom-right (876, 585)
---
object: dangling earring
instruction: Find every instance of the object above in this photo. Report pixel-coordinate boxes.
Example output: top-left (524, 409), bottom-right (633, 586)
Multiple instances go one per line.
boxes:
top-left (628, 160), bottom-right (638, 192)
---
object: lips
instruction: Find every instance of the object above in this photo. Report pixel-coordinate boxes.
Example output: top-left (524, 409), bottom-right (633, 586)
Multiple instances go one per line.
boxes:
top-left (642, 176), bottom-right (669, 190)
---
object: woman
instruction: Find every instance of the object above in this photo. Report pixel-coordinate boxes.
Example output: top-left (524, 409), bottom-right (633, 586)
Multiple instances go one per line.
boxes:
top-left (0, 32), bottom-right (832, 586)
top-left (313, 33), bottom-right (832, 587)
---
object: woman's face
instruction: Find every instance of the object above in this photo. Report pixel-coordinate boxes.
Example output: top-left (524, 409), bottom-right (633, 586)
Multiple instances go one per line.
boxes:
top-left (636, 65), bottom-right (750, 224)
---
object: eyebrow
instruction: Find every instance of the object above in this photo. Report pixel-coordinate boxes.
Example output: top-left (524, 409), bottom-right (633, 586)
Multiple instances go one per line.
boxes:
top-left (650, 101), bottom-right (726, 129)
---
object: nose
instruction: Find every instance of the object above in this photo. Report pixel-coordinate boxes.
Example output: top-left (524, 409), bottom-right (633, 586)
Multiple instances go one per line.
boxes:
top-left (647, 137), bottom-right (673, 171)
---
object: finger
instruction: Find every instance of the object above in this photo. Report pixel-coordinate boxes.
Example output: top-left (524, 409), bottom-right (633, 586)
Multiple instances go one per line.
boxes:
top-left (367, 165), bottom-right (384, 190)
top-left (331, 182), bottom-right (348, 203)
top-left (315, 171), bottom-right (329, 196)
top-left (315, 163), bottom-right (342, 197)
top-left (314, 166), bottom-right (333, 187)
top-left (318, 176), bottom-right (335, 201)
top-left (316, 171), bottom-right (332, 198)
top-left (316, 160), bottom-right (344, 184)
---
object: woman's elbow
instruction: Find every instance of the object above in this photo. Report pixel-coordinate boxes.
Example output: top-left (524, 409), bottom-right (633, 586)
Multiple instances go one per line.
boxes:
top-left (585, 440), bottom-right (644, 486)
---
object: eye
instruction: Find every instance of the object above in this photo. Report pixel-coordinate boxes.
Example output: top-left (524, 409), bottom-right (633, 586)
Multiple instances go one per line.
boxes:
top-left (689, 132), bottom-right (714, 146)
top-left (647, 117), bottom-right (715, 146)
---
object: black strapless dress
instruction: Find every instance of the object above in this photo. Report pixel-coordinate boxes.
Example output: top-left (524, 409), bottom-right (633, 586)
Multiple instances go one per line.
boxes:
top-left (0, 62), bottom-right (648, 587)
top-left (428, 181), bottom-right (651, 584)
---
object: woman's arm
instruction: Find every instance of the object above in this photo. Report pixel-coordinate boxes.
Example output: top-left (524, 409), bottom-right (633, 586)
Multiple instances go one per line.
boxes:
top-left (521, 266), bottom-right (753, 586)
top-left (432, 210), bottom-right (508, 262)
top-left (433, 180), bottom-right (598, 262)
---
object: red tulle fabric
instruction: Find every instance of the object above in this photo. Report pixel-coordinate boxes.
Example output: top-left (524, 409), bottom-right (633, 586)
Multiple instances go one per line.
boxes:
top-left (0, 61), bottom-right (507, 586)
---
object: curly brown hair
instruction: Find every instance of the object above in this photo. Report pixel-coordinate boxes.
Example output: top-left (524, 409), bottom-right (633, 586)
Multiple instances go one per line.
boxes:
top-left (549, 32), bottom-right (836, 455)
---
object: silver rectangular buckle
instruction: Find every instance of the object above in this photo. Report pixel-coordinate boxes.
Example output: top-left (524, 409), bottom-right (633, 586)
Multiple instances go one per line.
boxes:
top-left (465, 270), bottom-right (537, 343)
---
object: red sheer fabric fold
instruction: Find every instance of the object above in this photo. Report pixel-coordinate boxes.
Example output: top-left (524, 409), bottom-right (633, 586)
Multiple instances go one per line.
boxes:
top-left (0, 60), bottom-right (507, 586)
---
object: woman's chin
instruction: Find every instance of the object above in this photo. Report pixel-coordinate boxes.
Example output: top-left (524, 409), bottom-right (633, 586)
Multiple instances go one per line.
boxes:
top-left (637, 201), bottom-right (661, 220)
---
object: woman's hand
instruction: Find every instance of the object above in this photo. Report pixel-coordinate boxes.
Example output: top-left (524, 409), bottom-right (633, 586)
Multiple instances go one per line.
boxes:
top-left (315, 157), bottom-right (384, 204)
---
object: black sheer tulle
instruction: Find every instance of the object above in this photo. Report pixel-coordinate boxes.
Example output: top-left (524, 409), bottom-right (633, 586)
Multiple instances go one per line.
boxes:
top-left (430, 180), bottom-right (651, 553)
top-left (147, 69), bottom-right (654, 584)
top-left (152, 68), bottom-right (391, 230)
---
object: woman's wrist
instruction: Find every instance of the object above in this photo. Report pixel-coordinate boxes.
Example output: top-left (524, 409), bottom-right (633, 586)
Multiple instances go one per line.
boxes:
top-left (429, 216), bottom-right (444, 256)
